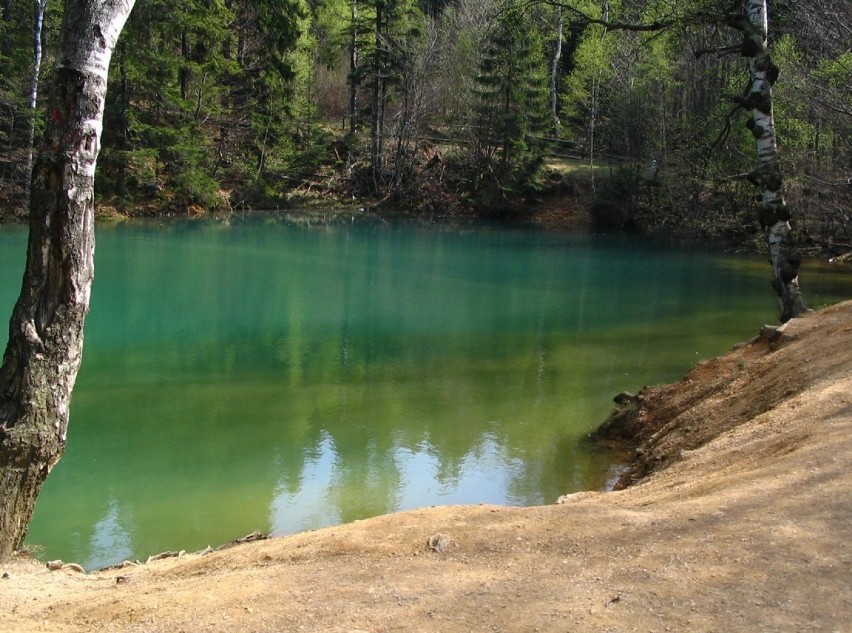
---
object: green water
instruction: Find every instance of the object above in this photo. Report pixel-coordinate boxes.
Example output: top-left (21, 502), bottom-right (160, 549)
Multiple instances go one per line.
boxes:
top-left (1, 219), bottom-right (850, 569)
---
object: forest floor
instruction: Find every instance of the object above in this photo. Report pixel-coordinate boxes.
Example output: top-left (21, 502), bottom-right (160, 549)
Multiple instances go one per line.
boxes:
top-left (2, 301), bottom-right (851, 632)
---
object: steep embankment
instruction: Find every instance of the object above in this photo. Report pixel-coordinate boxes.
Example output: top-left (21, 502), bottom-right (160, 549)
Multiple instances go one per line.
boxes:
top-left (2, 301), bottom-right (851, 632)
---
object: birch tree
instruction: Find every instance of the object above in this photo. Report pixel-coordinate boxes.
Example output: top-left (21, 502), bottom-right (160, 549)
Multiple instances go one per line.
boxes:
top-left (547, 0), bottom-right (809, 320)
top-left (549, 6), bottom-right (563, 132)
top-left (560, 6), bottom-right (616, 190)
top-left (726, 0), bottom-right (807, 321)
top-left (349, 0), bottom-right (360, 133)
top-left (25, 0), bottom-right (48, 198)
top-left (0, 0), bottom-right (136, 561)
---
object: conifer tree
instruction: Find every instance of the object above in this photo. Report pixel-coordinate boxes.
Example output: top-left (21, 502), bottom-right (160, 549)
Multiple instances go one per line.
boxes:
top-left (473, 0), bottom-right (549, 194)
top-left (358, 0), bottom-right (424, 190)
top-left (99, 0), bottom-right (309, 209)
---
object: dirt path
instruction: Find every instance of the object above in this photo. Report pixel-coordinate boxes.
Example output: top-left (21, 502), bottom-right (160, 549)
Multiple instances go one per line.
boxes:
top-left (2, 302), bottom-right (851, 632)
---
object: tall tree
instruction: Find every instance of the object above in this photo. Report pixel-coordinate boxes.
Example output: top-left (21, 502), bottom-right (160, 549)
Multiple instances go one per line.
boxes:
top-left (725, 0), bottom-right (807, 321)
top-left (343, 0), bottom-right (423, 190)
top-left (549, 6), bottom-right (563, 133)
top-left (25, 0), bottom-right (49, 198)
top-left (768, 0), bottom-right (851, 249)
top-left (0, 0), bottom-right (136, 561)
top-left (348, 0), bottom-right (360, 133)
top-left (559, 1), bottom-right (619, 191)
top-left (1, 0), bottom-right (48, 194)
top-left (429, 0), bottom-right (496, 129)
top-left (473, 0), bottom-right (549, 194)
top-left (99, 0), bottom-right (235, 209)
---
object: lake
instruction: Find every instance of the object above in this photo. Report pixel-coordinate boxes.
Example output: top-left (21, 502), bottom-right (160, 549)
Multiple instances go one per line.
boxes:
top-left (1, 218), bottom-right (850, 569)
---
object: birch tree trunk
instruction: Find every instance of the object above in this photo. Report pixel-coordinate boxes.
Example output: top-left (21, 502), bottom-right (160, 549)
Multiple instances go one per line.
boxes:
top-left (732, 0), bottom-right (807, 322)
top-left (25, 0), bottom-right (48, 201)
top-left (348, 0), bottom-right (359, 135)
top-left (0, 0), bottom-right (135, 561)
top-left (550, 7), bottom-right (563, 133)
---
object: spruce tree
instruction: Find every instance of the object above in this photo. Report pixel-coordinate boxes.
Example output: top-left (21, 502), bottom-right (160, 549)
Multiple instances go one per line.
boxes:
top-left (473, 0), bottom-right (549, 196)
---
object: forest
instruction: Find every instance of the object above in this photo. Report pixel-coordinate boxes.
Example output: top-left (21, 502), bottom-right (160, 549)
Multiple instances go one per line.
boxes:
top-left (0, 0), bottom-right (849, 250)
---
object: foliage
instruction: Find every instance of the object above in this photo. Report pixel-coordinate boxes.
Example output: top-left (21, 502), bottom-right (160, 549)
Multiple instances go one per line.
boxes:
top-left (0, 0), bottom-right (61, 196)
top-left (0, 0), bottom-right (847, 248)
top-left (471, 0), bottom-right (549, 196)
top-left (94, 0), bottom-right (311, 211)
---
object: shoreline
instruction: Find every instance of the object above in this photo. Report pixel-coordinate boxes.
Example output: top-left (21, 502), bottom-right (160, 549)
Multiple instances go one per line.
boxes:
top-left (2, 206), bottom-right (847, 263)
top-left (2, 301), bottom-right (850, 631)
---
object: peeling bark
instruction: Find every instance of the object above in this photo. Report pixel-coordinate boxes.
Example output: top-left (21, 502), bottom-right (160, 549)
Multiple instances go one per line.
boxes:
top-left (0, 0), bottom-right (135, 561)
top-left (734, 0), bottom-right (807, 322)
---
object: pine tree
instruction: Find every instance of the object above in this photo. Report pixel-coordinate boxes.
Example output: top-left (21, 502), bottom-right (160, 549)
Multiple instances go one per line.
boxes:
top-left (473, 0), bottom-right (549, 195)
top-left (98, 0), bottom-right (311, 211)
top-left (357, 0), bottom-right (424, 191)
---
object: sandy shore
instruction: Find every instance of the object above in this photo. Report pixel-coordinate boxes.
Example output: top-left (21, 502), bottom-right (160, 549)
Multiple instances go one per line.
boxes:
top-left (2, 301), bottom-right (850, 632)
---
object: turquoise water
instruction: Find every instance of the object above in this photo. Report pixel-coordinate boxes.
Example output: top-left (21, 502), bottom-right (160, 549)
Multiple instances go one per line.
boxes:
top-left (1, 218), bottom-right (849, 569)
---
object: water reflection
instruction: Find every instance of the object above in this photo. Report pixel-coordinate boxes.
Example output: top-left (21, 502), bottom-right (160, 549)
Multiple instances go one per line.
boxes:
top-left (88, 500), bottom-right (133, 569)
top-left (0, 219), bottom-right (848, 568)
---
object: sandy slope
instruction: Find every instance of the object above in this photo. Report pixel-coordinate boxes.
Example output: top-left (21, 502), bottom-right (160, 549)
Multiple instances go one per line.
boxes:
top-left (2, 301), bottom-right (850, 633)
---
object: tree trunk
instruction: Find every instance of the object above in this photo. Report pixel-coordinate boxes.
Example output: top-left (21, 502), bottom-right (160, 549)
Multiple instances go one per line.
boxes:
top-left (0, 0), bottom-right (135, 562)
top-left (370, 0), bottom-right (385, 190)
top-left (588, 2), bottom-right (609, 194)
top-left (115, 41), bottom-right (129, 195)
top-left (550, 7), bottom-right (563, 134)
top-left (736, 0), bottom-right (807, 322)
top-left (25, 0), bottom-right (48, 202)
top-left (180, 30), bottom-right (190, 101)
top-left (348, 0), bottom-right (359, 135)
top-left (588, 74), bottom-right (599, 192)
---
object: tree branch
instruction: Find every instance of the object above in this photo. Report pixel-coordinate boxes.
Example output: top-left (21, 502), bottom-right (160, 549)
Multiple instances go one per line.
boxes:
top-left (525, 1), bottom-right (676, 32)
top-left (803, 174), bottom-right (852, 187)
top-left (694, 44), bottom-right (740, 59)
top-left (715, 172), bottom-right (754, 184)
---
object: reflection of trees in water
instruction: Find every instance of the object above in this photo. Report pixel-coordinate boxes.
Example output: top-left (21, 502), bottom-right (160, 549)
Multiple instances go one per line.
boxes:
top-left (25, 222), bottom-right (789, 567)
top-left (34, 329), bottom-right (611, 567)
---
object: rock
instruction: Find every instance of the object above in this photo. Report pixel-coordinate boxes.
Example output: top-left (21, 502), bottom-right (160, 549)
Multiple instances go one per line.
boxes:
top-left (426, 533), bottom-right (450, 553)
top-left (613, 391), bottom-right (637, 406)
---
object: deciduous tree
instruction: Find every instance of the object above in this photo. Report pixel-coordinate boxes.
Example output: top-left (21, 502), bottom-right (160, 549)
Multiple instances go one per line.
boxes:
top-left (725, 0), bottom-right (807, 321)
top-left (0, 0), bottom-right (136, 561)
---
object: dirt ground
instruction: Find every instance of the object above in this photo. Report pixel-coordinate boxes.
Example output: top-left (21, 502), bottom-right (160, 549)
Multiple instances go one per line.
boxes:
top-left (2, 301), bottom-right (851, 633)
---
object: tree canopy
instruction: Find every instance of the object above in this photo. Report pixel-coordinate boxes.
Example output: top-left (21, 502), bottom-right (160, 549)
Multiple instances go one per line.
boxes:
top-left (0, 0), bottom-right (847, 251)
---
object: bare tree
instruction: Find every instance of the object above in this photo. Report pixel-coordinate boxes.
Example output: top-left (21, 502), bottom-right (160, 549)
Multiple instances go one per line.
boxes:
top-left (0, 0), bottom-right (136, 561)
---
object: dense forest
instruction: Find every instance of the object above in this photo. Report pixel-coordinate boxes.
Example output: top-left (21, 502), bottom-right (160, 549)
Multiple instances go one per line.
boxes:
top-left (0, 0), bottom-right (849, 249)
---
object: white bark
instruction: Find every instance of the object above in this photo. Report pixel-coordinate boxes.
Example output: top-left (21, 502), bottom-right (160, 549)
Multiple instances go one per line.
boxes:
top-left (25, 0), bottom-right (48, 195)
top-left (0, 0), bottom-right (136, 561)
top-left (550, 7), bottom-right (563, 132)
top-left (588, 1), bottom-right (609, 193)
top-left (348, 0), bottom-right (358, 134)
top-left (740, 0), bottom-right (807, 322)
